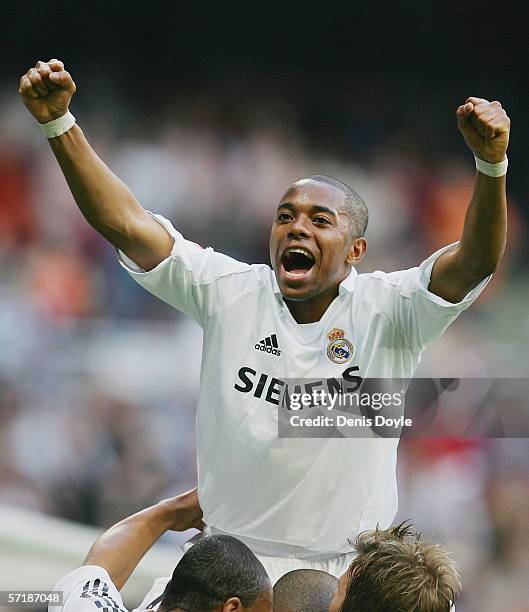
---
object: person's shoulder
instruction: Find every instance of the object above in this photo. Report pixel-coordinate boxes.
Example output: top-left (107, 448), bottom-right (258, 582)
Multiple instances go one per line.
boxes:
top-left (357, 267), bottom-right (416, 291)
top-left (209, 260), bottom-right (272, 280)
top-left (352, 268), bottom-right (420, 321)
top-left (249, 262), bottom-right (274, 275)
top-left (50, 566), bottom-right (128, 612)
top-left (207, 262), bottom-right (275, 303)
top-left (53, 565), bottom-right (111, 591)
top-left (246, 263), bottom-right (277, 291)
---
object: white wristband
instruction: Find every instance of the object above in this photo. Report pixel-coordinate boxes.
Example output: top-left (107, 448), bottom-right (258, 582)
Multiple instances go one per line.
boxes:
top-left (39, 111), bottom-right (76, 138)
top-left (474, 154), bottom-right (508, 177)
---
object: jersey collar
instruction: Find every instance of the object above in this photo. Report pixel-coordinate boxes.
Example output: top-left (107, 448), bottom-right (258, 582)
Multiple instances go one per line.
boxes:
top-left (272, 267), bottom-right (358, 296)
top-left (339, 266), bottom-right (359, 294)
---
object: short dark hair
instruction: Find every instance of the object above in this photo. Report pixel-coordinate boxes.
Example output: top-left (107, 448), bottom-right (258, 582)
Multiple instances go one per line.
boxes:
top-left (159, 535), bottom-right (270, 612)
top-left (273, 569), bottom-right (338, 612)
top-left (308, 174), bottom-right (368, 238)
top-left (340, 523), bottom-right (461, 612)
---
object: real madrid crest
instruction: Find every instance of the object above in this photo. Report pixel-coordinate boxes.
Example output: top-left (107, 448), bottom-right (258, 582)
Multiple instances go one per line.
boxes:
top-left (327, 328), bottom-right (354, 364)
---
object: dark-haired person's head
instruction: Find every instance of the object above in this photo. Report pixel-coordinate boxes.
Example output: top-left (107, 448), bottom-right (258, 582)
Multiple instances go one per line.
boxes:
top-left (329, 523), bottom-right (461, 612)
top-left (273, 569), bottom-right (338, 612)
top-left (158, 535), bottom-right (272, 612)
top-left (269, 175), bottom-right (368, 304)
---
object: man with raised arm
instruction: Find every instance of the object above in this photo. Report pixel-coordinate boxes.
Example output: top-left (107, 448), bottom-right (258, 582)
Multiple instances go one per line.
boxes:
top-left (49, 488), bottom-right (272, 612)
top-left (20, 59), bottom-right (510, 583)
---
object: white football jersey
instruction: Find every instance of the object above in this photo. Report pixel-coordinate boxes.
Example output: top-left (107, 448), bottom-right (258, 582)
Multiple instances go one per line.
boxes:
top-left (49, 566), bottom-right (128, 612)
top-left (118, 213), bottom-right (489, 554)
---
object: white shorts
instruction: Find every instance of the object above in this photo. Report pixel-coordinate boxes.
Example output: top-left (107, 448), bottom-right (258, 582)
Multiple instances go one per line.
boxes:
top-left (251, 550), bottom-right (354, 584)
top-left (134, 527), bottom-right (355, 609)
top-left (190, 526), bottom-right (355, 584)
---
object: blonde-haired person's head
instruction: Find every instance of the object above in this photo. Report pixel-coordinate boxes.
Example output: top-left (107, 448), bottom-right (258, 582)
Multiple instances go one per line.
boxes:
top-left (329, 522), bottom-right (461, 612)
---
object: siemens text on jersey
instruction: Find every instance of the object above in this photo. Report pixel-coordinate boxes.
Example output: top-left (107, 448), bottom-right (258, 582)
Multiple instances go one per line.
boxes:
top-left (234, 366), bottom-right (363, 407)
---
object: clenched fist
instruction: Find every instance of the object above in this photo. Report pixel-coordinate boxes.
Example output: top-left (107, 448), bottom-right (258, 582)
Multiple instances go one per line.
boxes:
top-left (457, 97), bottom-right (510, 164)
top-left (19, 59), bottom-right (76, 124)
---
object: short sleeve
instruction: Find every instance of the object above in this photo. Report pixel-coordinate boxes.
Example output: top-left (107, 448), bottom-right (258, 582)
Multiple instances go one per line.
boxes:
top-left (393, 242), bottom-right (491, 353)
top-left (49, 566), bottom-right (128, 612)
top-left (117, 213), bottom-right (254, 327)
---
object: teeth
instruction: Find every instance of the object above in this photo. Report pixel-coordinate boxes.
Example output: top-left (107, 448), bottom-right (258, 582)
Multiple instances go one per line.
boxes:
top-left (286, 247), bottom-right (315, 261)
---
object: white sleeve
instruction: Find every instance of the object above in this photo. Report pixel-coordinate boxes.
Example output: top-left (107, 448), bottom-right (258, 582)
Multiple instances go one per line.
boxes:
top-left (49, 566), bottom-right (128, 612)
top-left (117, 212), bottom-right (254, 327)
top-left (392, 242), bottom-right (492, 353)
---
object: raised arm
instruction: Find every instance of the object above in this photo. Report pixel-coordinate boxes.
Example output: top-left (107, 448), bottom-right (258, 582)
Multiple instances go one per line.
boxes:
top-left (19, 59), bottom-right (173, 271)
top-left (429, 97), bottom-right (510, 303)
top-left (82, 488), bottom-right (203, 590)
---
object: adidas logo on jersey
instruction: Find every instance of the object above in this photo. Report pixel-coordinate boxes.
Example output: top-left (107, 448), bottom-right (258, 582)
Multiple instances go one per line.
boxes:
top-left (255, 334), bottom-right (281, 356)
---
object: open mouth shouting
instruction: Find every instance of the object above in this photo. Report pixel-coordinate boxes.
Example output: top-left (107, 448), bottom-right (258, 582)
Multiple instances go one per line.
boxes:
top-left (280, 246), bottom-right (316, 282)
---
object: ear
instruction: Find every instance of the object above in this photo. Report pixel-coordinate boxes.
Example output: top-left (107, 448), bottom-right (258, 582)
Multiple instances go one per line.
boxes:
top-left (346, 237), bottom-right (367, 266)
top-left (222, 597), bottom-right (243, 611)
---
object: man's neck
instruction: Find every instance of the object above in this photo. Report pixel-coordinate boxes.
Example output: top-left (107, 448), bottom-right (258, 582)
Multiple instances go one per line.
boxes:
top-left (284, 286), bottom-right (339, 324)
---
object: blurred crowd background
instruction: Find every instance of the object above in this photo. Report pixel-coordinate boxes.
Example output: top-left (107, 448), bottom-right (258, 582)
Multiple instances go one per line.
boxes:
top-left (1, 2), bottom-right (529, 611)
